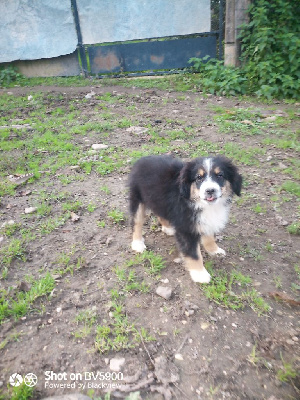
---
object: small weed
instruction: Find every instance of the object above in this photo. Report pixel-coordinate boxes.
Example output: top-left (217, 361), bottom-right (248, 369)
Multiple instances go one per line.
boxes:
top-left (0, 66), bottom-right (21, 86)
top-left (126, 251), bottom-right (166, 277)
top-left (74, 325), bottom-right (92, 338)
top-left (94, 300), bottom-right (154, 353)
top-left (0, 273), bottom-right (55, 323)
top-left (36, 203), bottom-right (52, 217)
top-left (265, 242), bottom-right (273, 252)
top-left (74, 309), bottom-right (97, 338)
top-left (39, 214), bottom-right (68, 235)
top-left (9, 380), bottom-right (34, 400)
top-left (287, 221), bottom-right (300, 235)
top-left (247, 344), bottom-right (271, 370)
top-left (87, 203), bottom-right (97, 213)
top-left (252, 203), bottom-right (267, 214)
top-left (0, 239), bottom-right (26, 269)
top-left (108, 209), bottom-right (125, 224)
top-left (201, 263), bottom-right (269, 315)
top-left (74, 308), bottom-right (96, 333)
top-left (244, 289), bottom-right (270, 315)
top-left (0, 222), bottom-right (21, 237)
top-left (280, 181), bottom-right (300, 197)
top-left (0, 330), bottom-right (22, 350)
top-left (277, 354), bottom-right (298, 383)
top-left (100, 185), bottom-right (111, 194)
top-left (62, 200), bottom-right (83, 212)
top-left (273, 276), bottom-right (282, 289)
top-left (97, 220), bottom-right (106, 228)
top-left (114, 266), bottom-right (149, 294)
top-left (54, 250), bottom-right (85, 276)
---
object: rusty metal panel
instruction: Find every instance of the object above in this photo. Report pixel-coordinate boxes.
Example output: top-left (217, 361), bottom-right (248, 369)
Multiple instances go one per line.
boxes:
top-left (12, 51), bottom-right (81, 77)
top-left (89, 36), bottom-right (217, 74)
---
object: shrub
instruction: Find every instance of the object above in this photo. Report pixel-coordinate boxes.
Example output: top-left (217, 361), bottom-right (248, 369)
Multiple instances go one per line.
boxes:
top-left (190, 0), bottom-right (300, 99)
top-left (0, 66), bottom-right (21, 86)
top-left (240, 0), bottom-right (300, 99)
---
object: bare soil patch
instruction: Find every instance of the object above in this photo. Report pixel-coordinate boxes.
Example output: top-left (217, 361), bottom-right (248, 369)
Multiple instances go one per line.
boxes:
top-left (0, 84), bottom-right (299, 400)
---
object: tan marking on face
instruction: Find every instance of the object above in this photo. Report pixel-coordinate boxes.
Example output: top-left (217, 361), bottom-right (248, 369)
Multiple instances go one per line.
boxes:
top-left (221, 180), bottom-right (232, 196)
top-left (190, 181), bottom-right (201, 200)
top-left (214, 167), bottom-right (221, 174)
top-left (198, 168), bottom-right (205, 177)
top-left (201, 235), bottom-right (219, 254)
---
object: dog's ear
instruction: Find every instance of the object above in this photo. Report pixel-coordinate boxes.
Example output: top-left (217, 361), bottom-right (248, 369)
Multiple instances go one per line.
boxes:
top-left (222, 158), bottom-right (242, 196)
top-left (231, 172), bottom-right (243, 196)
top-left (178, 163), bottom-right (192, 199)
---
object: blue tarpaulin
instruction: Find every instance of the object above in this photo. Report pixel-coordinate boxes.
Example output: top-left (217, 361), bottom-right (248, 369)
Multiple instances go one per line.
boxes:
top-left (0, 0), bottom-right (77, 63)
top-left (0, 0), bottom-right (211, 64)
top-left (77, 0), bottom-right (211, 44)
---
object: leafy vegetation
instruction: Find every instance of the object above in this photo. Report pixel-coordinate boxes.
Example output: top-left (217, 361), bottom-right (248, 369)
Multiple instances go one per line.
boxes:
top-left (190, 0), bottom-right (300, 99)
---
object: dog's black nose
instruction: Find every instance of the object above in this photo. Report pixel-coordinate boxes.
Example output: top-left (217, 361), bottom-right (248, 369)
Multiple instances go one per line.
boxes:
top-left (205, 188), bottom-right (215, 196)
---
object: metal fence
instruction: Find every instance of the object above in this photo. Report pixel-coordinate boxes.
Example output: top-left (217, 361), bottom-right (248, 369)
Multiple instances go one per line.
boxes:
top-left (0, 0), bottom-right (224, 77)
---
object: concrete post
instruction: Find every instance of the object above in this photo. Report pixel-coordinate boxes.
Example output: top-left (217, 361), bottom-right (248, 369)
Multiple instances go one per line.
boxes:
top-left (224, 0), bottom-right (236, 66)
top-left (224, 0), bottom-right (251, 66)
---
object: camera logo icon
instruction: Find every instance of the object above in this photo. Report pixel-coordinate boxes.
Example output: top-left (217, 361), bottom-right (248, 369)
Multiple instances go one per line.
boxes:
top-left (9, 373), bottom-right (37, 387)
top-left (9, 373), bottom-right (23, 387)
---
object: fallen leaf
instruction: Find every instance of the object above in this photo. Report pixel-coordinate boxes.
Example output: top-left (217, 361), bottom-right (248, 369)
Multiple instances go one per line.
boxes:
top-left (126, 126), bottom-right (148, 135)
top-left (268, 291), bottom-right (300, 306)
top-left (201, 322), bottom-right (210, 330)
top-left (17, 190), bottom-right (32, 197)
top-left (18, 281), bottom-right (30, 292)
top-left (8, 173), bottom-right (34, 185)
top-left (241, 120), bottom-right (255, 126)
top-left (25, 207), bottom-right (37, 214)
top-left (70, 212), bottom-right (80, 222)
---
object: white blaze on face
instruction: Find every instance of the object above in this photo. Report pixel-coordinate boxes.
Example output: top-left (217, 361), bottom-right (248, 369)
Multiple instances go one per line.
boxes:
top-left (199, 158), bottom-right (222, 200)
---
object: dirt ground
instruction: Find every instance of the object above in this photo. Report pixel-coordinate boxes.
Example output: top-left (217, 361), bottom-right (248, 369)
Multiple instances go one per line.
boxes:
top-left (0, 83), bottom-right (299, 400)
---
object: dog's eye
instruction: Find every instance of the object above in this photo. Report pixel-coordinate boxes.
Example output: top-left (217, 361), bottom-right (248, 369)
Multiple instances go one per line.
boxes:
top-left (196, 175), bottom-right (204, 181)
top-left (216, 173), bottom-right (224, 179)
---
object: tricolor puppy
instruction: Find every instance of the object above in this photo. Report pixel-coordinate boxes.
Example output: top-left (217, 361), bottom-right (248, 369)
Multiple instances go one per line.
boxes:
top-left (129, 155), bottom-right (242, 283)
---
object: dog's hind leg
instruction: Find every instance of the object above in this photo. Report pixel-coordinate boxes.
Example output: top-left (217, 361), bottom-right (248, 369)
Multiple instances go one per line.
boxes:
top-left (158, 217), bottom-right (176, 236)
top-left (131, 203), bottom-right (146, 253)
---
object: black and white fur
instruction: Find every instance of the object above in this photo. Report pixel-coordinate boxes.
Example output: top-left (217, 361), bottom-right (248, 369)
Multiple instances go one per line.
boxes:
top-left (129, 155), bottom-right (242, 283)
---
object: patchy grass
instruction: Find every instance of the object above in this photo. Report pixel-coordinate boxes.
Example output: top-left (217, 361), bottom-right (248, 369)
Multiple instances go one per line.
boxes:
top-left (201, 262), bottom-right (270, 315)
top-left (126, 251), bottom-right (166, 277)
top-left (0, 273), bottom-right (55, 323)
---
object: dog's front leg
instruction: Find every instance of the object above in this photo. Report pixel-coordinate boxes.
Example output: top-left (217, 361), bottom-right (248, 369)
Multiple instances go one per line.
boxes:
top-left (131, 203), bottom-right (146, 253)
top-left (176, 233), bottom-right (211, 283)
top-left (184, 245), bottom-right (211, 283)
top-left (201, 235), bottom-right (226, 256)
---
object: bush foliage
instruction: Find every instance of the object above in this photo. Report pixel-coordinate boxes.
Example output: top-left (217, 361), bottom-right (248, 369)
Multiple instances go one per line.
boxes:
top-left (190, 0), bottom-right (300, 99)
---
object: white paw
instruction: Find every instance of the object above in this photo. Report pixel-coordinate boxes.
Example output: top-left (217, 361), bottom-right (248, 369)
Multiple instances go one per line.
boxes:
top-left (161, 225), bottom-right (176, 236)
top-left (189, 268), bottom-right (211, 283)
top-left (208, 247), bottom-right (226, 256)
top-left (131, 239), bottom-right (146, 253)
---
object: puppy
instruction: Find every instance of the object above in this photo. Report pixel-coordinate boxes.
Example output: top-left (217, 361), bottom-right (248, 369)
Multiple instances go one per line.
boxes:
top-left (128, 155), bottom-right (242, 283)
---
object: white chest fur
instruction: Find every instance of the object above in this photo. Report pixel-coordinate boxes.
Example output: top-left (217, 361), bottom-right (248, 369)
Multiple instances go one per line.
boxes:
top-left (198, 198), bottom-right (231, 236)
